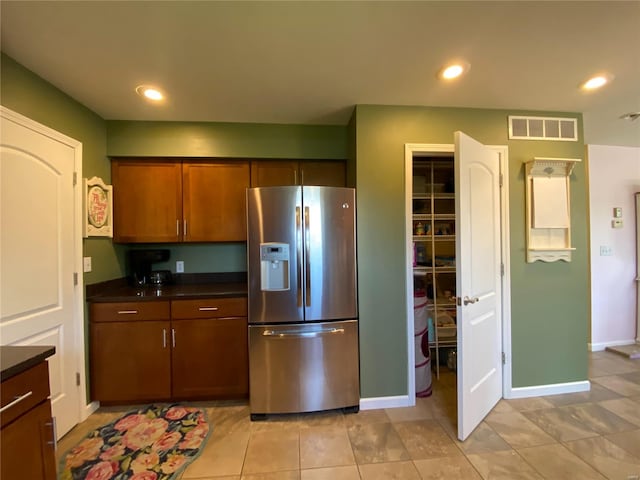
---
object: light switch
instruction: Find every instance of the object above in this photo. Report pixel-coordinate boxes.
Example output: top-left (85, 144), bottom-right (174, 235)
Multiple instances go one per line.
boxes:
top-left (600, 246), bottom-right (613, 256)
top-left (83, 256), bottom-right (92, 272)
top-left (613, 207), bottom-right (622, 218)
top-left (612, 219), bottom-right (623, 228)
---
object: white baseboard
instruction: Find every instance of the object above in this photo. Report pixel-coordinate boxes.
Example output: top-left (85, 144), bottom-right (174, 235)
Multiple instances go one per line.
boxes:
top-left (82, 400), bottom-right (100, 421)
top-left (589, 339), bottom-right (637, 351)
top-left (506, 380), bottom-right (590, 399)
top-left (360, 395), bottom-right (413, 410)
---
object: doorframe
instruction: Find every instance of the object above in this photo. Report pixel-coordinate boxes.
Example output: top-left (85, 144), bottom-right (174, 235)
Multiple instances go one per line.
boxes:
top-left (1, 106), bottom-right (91, 424)
top-left (404, 142), bottom-right (512, 401)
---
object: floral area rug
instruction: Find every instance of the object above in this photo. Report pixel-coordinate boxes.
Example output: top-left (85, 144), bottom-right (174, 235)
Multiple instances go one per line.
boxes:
top-left (58, 404), bottom-right (210, 480)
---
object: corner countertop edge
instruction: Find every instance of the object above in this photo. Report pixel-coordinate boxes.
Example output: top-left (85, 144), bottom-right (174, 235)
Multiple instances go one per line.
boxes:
top-left (1, 345), bottom-right (56, 382)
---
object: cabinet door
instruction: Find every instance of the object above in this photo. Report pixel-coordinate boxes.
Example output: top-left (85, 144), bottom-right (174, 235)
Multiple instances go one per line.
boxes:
top-left (90, 321), bottom-right (171, 403)
top-left (1, 401), bottom-right (56, 480)
top-left (250, 160), bottom-right (298, 186)
top-left (112, 159), bottom-right (182, 243)
top-left (183, 161), bottom-right (250, 241)
top-left (171, 317), bottom-right (248, 398)
top-left (300, 160), bottom-right (346, 187)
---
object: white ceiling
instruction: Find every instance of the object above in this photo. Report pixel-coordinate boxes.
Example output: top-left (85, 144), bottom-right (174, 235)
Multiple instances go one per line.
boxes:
top-left (1, 1), bottom-right (639, 146)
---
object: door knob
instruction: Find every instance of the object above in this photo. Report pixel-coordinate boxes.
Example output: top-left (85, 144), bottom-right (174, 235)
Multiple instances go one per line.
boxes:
top-left (463, 296), bottom-right (479, 305)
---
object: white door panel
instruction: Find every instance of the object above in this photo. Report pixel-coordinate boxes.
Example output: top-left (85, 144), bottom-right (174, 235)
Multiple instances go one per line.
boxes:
top-left (455, 131), bottom-right (502, 441)
top-left (1, 108), bottom-right (82, 438)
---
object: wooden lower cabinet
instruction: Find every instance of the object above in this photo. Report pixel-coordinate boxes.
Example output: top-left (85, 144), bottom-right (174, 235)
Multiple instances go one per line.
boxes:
top-left (171, 297), bottom-right (248, 399)
top-left (1, 361), bottom-right (56, 480)
top-left (91, 320), bottom-right (172, 403)
top-left (1, 401), bottom-right (56, 480)
top-left (171, 317), bottom-right (248, 399)
top-left (90, 297), bottom-right (248, 404)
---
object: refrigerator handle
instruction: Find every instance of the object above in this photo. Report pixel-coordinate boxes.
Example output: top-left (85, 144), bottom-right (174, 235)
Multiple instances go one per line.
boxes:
top-left (304, 206), bottom-right (311, 307)
top-left (296, 206), bottom-right (303, 307)
top-left (262, 327), bottom-right (345, 338)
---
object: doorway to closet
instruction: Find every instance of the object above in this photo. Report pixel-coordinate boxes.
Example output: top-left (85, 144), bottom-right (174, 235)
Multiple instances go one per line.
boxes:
top-left (404, 132), bottom-right (511, 440)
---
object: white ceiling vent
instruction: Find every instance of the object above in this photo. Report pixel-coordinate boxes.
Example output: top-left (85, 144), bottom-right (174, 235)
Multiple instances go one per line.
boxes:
top-left (508, 116), bottom-right (578, 141)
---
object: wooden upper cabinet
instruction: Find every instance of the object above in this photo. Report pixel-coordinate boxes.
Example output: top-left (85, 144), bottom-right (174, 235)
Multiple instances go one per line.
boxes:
top-left (250, 160), bottom-right (298, 187)
top-left (112, 158), bottom-right (250, 243)
top-left (250, 160), bottom-right (346, 187)
top-left (112, 159), bottom-right (182, 243)
top-left (300, 161), bottom-right (346, 187)
top-left (183, 161), bottom-right (250, 242)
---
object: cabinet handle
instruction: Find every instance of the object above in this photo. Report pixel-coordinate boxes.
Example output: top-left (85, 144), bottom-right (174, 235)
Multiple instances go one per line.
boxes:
top-left (177, 219), bottom-right (180, 236)
top-left (198, 306), bottom-right (219, 311)
top-left (0, 391), bottom-right (33, 413)
top-left (117, 310), bottom-right (138, 315)
top-left (45, 417), bottom-right (57, 448)
top-left (184, 220), bottom-right (187, 237)
top-left (171, 328), bottom-right (176, 348)
top-left (162, 328), bottom-right (167, 348)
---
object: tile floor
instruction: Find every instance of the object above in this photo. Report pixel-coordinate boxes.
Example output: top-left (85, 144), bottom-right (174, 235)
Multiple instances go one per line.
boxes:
top-left (57, 350), bottom-right (640, 479)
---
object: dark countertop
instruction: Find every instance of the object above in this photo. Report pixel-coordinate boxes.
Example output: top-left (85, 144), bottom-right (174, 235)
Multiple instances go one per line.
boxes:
top-left (86, 272), bottom-right (247, 303)
top-left (1, 345), bottom-right (56, 382)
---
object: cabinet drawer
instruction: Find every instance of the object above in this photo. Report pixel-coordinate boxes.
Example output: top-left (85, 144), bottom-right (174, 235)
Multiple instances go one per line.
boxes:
top-left (1, 362), bottom-right (50, 428)
top-left (91, 301), bottom-right (170, 322)
top-left (171, 297), bottom-right (247, 319)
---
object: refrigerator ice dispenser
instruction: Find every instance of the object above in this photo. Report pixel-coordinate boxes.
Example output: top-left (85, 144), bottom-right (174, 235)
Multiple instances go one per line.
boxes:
top-left (260, 242), bottom-right (290, 291)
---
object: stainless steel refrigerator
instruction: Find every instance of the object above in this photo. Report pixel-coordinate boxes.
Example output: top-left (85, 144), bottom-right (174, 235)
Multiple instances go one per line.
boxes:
top-left (246, 186), bottom-right (359, 418)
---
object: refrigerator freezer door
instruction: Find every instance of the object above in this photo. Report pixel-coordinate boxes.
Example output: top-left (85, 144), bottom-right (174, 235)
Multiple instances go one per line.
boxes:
top-left (303, 187), bottom-right (358, 321)
top-left (249, 320), bottom-right (360, 414)
top-left (247, 187), bottom-right (303, 324)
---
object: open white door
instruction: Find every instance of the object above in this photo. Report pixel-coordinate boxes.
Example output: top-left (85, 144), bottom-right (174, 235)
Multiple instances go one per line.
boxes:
top-left (455, 131), bottom-right (502, 440)
top-left (1, 107), bottom-right (83, 438)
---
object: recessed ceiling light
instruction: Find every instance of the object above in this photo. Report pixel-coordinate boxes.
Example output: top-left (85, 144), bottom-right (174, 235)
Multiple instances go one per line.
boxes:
top-left (135, 85), bottom-right (165, 102)
top-left (581, 73), bottom-right (613, 91)
top-left (438, 61), bottom-right (470, 81)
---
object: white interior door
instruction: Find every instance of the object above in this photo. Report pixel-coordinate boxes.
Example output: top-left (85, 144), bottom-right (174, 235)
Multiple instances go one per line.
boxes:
top-left (455, 131), bottom-right (503, 440)
top-left (1, 107), bottom-right (82, 439)
top-left (636, 193), bottom-right (640, 343)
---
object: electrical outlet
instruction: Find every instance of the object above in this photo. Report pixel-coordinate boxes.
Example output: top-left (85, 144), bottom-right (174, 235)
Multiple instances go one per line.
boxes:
top-left (83, 256), bottom-right (92, 272)
top-left (176, 260), bottom-right (184, 273)
top-left (599, 246), bottom-right (613, 256)
top-left (613, 207), bottom-right (622, 218)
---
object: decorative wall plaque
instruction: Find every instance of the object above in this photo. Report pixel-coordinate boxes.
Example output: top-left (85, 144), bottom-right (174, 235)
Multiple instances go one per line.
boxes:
top-left (84, 176), bottom-right (113, 237)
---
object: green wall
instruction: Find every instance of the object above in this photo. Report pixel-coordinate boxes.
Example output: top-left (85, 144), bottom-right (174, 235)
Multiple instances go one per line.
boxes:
top-left (354, 105), bottom-right (589, 396)
top-left (0, 53), bottom-right (123, 284)
top-left (107, 121), bottom-right (348, 160)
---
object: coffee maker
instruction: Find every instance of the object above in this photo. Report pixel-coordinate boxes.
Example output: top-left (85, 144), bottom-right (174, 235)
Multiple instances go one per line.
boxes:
top-left (128, 249), bottom-right (170, 286)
